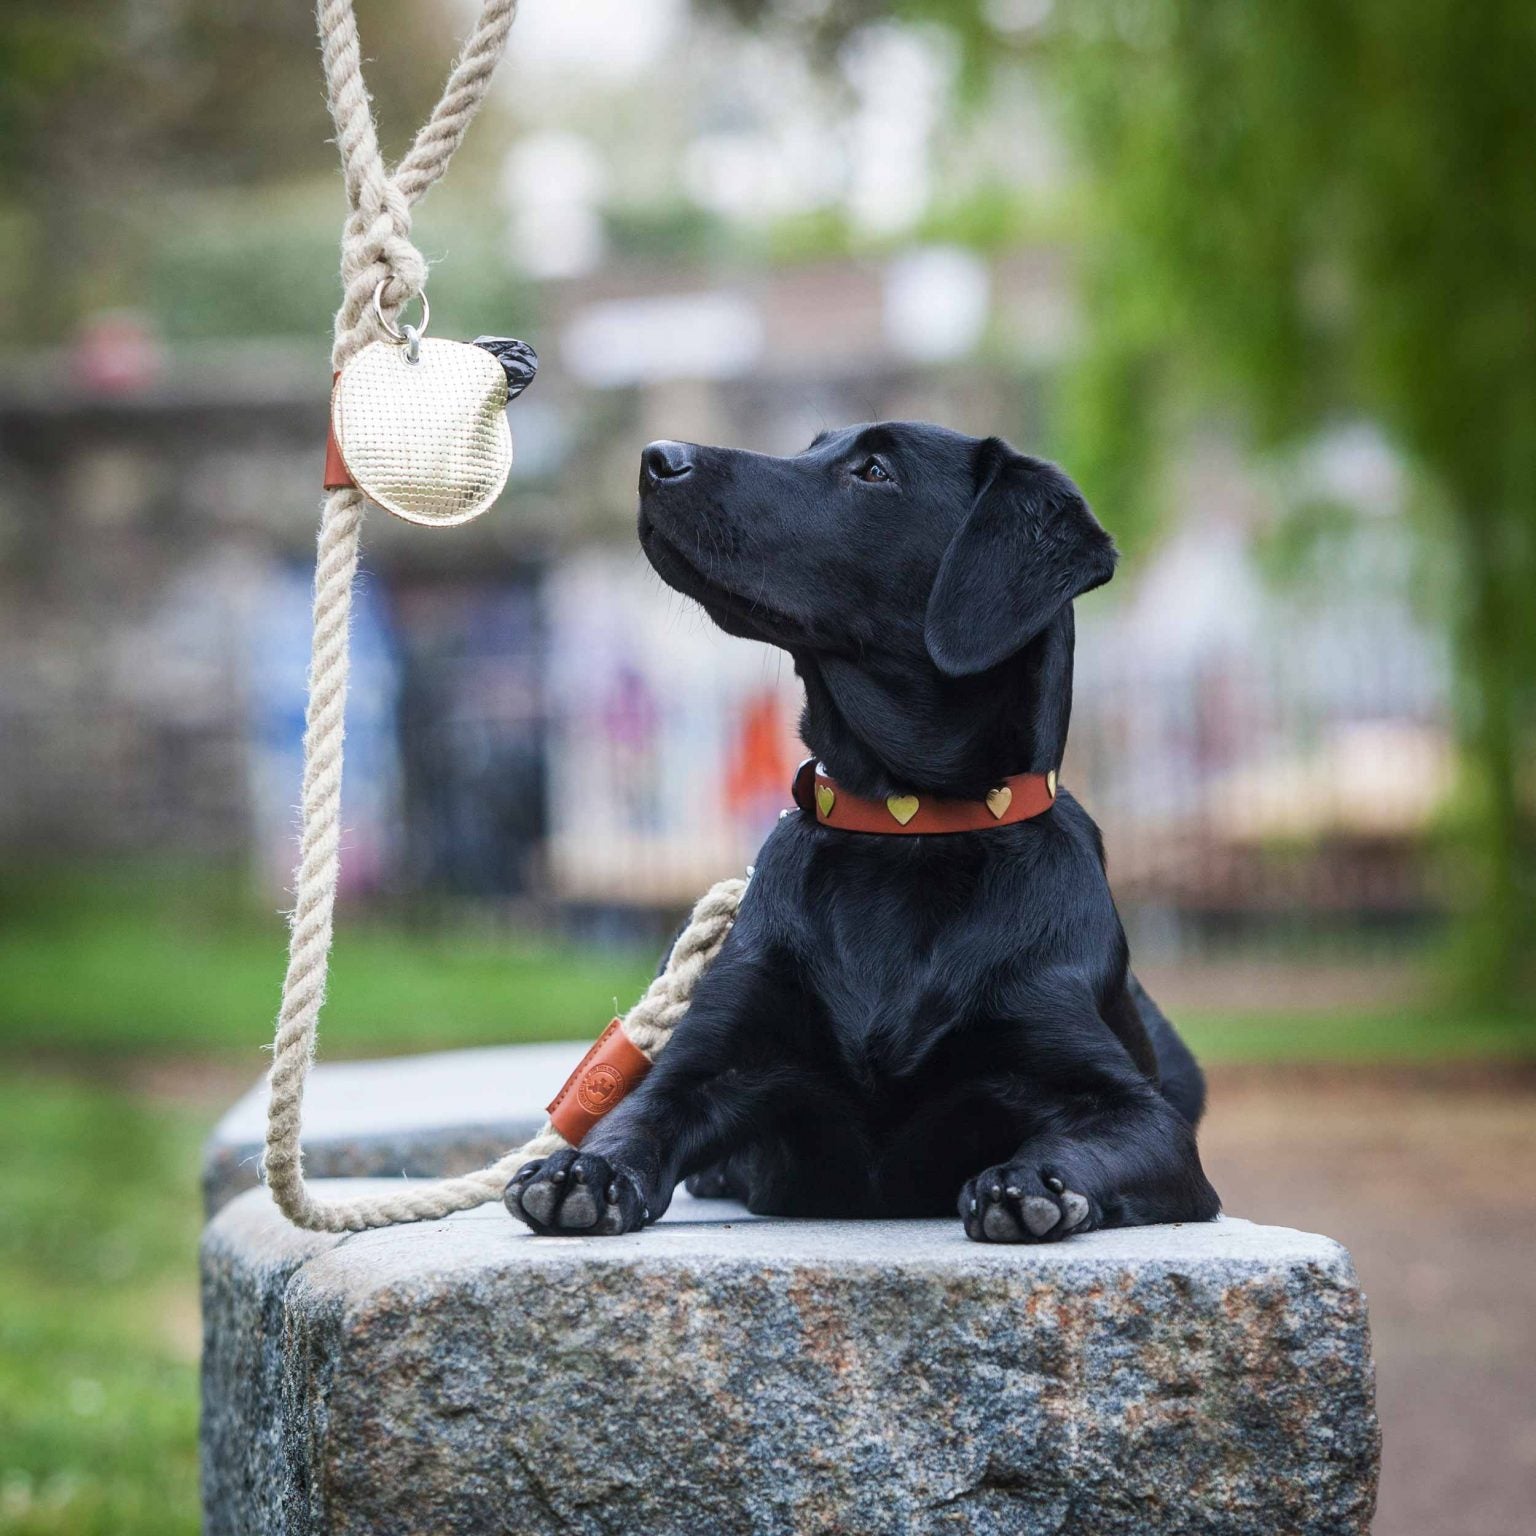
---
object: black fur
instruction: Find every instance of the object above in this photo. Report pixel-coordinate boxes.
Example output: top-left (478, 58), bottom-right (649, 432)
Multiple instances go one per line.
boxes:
top-left (507, 423), bottom-right (1220, 1243)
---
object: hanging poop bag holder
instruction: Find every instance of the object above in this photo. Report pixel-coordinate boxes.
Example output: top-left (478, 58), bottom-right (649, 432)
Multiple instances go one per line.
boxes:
top-left (264, 0), bottom-right (743, 1233)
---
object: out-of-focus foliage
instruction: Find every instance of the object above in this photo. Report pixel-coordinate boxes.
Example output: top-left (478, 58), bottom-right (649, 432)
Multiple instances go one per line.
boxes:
top-left (0, 0), bottom-right (460, 341)
top-left (1045, 0), bottom-right (1536, 1002)
top-left (142, 187), bottom-right (534, 343)
top-left (707, 0), bottom-right (888, 53)
top-left (710, 0), bottom-right (1029, 97)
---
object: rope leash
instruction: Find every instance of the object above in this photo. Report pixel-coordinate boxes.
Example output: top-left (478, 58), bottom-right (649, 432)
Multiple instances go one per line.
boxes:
top-left (262, 0), bottom-right (742, 1233)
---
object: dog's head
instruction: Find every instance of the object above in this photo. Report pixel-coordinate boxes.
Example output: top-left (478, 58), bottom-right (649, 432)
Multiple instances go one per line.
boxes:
top-left (636, 422), bottom-right (1116, 679)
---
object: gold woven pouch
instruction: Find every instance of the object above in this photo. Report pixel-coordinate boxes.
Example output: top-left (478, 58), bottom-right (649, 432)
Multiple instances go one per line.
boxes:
top-left (331, 337), bottom-right (512, 527)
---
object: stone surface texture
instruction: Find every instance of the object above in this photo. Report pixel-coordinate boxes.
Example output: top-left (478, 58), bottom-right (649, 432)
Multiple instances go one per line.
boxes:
top-left (202, 1179), bottom-right (1379, 1536)
top-left (202, 1043), bottom-right (585, 1215)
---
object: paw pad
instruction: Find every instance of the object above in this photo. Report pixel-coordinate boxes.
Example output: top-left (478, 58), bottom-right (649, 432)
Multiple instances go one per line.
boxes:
top-left (959, 1166), bottom-right (1097, 1244)
top-left (505, 1151), bottom-right (644, 1236)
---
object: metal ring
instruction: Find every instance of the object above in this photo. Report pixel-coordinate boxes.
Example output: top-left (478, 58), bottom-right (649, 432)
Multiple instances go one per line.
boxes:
top-left (402, 324), bottom-right (422, 364)
top-left (372, 280), bottom-right (430, 344)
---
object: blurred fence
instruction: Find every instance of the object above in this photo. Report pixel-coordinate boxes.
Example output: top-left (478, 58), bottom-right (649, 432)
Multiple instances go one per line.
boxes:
top-left (1073, 620), bottom-right (1452, 959)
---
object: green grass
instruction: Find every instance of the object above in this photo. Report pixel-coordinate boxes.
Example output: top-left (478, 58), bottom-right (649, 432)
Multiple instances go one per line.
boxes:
top-left (0, 912), bottom-right (656, 1057)
top-left (0, 1076), bottom-right (207, 1536)
top-left (1179, 1006), bottom-right (1536, 1065)
top-left (0, 865), bottom-right (657, 1060)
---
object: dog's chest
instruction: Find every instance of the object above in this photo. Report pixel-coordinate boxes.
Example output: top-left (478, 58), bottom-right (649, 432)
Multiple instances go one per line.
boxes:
top-left (805, 864), bottom-right (1004, 1089)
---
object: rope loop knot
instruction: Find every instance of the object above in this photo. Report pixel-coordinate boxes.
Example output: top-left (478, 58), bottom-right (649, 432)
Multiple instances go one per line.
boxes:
top-left (319, 0), bottom-right (520, 370)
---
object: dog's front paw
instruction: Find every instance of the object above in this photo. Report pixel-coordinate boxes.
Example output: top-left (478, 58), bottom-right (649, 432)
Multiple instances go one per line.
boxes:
top-left (505, 1150), bottom-right (647, 1235)
top-left (959, 1162), bottom-right (1099, 1244)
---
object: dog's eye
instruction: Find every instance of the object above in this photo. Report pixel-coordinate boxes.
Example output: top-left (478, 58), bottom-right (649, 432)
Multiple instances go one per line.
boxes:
top-left (854, 457), bottom-right (892, 484)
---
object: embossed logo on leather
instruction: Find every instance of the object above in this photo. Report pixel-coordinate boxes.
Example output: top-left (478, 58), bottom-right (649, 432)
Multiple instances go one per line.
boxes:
top-left (577, 1062), bottom-right (625, 1114)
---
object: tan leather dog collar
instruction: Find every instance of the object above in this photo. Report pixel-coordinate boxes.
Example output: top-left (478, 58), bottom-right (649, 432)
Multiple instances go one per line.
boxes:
top-left (792, 757), bottom-right (1057, 834)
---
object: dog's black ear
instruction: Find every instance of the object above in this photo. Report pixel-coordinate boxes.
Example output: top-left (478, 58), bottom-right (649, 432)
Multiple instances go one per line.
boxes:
top-left (924, 439), bottom-right (1116, 677)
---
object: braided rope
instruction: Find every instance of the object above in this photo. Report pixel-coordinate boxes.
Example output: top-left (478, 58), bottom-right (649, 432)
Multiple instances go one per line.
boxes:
top-left (262, 0), bottom-right (744, 1232)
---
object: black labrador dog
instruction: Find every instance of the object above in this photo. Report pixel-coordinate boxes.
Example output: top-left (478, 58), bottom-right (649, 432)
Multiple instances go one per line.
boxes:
top-left (508, 423), bottom-right (1220, 1243)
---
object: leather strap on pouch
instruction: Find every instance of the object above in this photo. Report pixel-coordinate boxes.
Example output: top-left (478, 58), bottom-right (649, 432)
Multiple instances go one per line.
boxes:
top-left (323, 371), bottom-right (356, 490)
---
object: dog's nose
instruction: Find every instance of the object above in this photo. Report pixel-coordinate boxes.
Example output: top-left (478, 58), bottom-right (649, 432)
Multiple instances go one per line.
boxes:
top-left (642, 440), bottom-right (694, 483)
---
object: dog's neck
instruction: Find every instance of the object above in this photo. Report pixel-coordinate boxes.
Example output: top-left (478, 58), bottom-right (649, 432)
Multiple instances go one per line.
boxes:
top-left (793, 610), bottom-right (1076, 801)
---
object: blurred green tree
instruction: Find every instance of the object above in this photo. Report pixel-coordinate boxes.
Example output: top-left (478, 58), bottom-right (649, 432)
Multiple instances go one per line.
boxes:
top-left (0, 0), bottom-right (454, 341)
top-left (1044, 0), bottom-right (1536, 1004)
